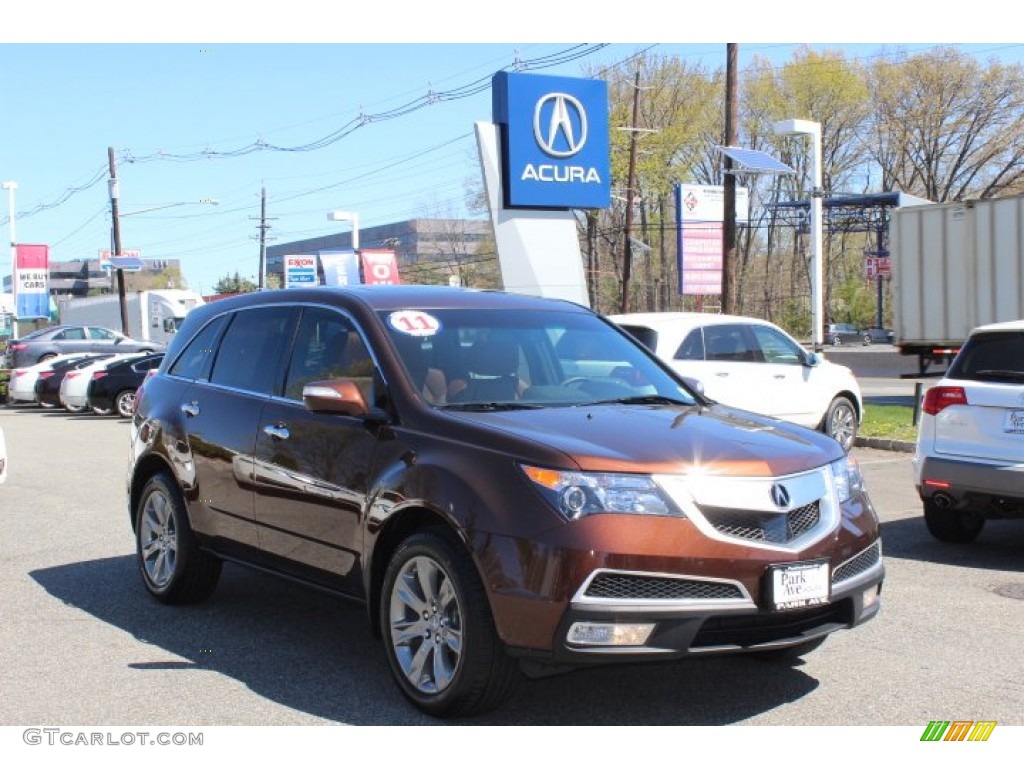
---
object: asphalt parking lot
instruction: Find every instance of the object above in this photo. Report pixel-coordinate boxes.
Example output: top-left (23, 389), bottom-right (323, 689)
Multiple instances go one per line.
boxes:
top-left (1, 403), bottom-right (1022, 728)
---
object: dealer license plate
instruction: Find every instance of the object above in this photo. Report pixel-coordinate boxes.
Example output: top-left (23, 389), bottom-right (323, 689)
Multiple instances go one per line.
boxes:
top-left (1003, 410), bottom-right (1024, 435)
top-left (768, 560), bottom-right (830, 611)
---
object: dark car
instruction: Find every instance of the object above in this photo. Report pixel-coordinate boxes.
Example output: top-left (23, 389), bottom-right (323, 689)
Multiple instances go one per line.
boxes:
top-left (87, 353), bottom-right (164, 417)
top-left (34, 354), bottom-right (115, 409)
top-left (6, 325), bottom-right (164, 369)
top-left (861, 327), bottom-right (895, 345)
top-left (128, 286), bottom-right (884, 717)
top-left (824, 323), bottom-right (864, 346)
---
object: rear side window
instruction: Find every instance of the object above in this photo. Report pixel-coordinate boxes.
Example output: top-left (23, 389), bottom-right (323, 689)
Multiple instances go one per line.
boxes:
top-left (169, 315), bottom-right (229, 381)
top-left (674, 329), bottom-right (705, 360)
top-left (210, 307), bottom-right (296, 395)
top-left (55, 327), bottom-right (86, 340)
top-left (949, 332), bottom-right (1024, 382)
top-left (618, 324), bottom-right (658, 352)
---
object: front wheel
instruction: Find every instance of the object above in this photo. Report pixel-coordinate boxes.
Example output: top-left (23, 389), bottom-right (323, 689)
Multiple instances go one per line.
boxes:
top-left (831, 336), bottom-right (842, 346)
top-left (380, 530), bottom-right (518, 717)
top-left (135, 471), bottom-right (221, 604)
top-left (862, 334), bottom-right (873, 346)
top-left (823, 396), bottom-right (858, 452)
top-left (923, 499), bottom-right (985, 543)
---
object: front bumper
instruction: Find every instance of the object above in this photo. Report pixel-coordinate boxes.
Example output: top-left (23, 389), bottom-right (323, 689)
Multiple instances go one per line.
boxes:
top-left (541, 544), bottom-right (883, 663)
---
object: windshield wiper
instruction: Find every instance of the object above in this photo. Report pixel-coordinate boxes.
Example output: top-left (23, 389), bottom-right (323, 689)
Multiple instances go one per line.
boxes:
top-left (442, 402), bottom-right (546, 411)
top-left (577, 395), bottom-right (694, 407)
top-left (973, 369), bottom-right (1024, 381)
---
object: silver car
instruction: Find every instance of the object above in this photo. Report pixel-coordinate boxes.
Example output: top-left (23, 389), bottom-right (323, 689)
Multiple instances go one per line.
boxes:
top-left (6, 325), bottom-right (163, 369)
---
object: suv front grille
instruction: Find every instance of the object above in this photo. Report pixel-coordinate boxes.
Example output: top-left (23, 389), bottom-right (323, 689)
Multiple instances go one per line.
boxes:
top-left (584, 573), bottom-right (745, 601)
top-left (832, 541), bottom-right (881, 585)
top-left (700, 501), bottom-right (820, 545)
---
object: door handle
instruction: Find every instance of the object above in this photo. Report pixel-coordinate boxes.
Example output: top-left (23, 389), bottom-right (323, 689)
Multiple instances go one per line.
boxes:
top-left (181, 402), bottom-right (199, 417)
top-left (263, 424), bottom-right (290, 440)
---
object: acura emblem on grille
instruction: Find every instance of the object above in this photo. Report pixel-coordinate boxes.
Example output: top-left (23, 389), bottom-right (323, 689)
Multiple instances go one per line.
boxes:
top-left (770, 483), bottom-right (791, 509)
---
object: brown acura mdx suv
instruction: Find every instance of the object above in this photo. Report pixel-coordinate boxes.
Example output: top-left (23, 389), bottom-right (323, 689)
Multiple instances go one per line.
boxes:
top-left (128, 286), bottom-right (884, 717)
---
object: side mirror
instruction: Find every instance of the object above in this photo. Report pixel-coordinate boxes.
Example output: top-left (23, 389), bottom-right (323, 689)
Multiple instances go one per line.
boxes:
top-left (302, 379), bottom-right (369, 416)
top-left (804, 351), bottom-right (822, 367)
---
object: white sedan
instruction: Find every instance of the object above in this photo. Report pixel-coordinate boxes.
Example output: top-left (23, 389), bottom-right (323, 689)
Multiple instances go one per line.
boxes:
top-left (607, 312), bottom-right (863, 451)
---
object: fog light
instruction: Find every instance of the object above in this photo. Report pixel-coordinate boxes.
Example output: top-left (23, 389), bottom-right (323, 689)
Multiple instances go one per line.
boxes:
top-left (567, 622), bottom-right (655, 647)
top-left (862, 585), bottom-right (881, 609)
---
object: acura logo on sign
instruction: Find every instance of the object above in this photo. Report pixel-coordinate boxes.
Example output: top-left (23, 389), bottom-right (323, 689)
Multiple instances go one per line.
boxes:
top-left (534, 93), bottom-right (588, 157)
top-left (770, 483), bottom-right (791, 510)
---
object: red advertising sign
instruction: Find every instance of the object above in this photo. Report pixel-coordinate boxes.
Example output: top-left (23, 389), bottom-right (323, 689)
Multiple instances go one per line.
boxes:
top-left (360, 250), bottom-right (401, 285)
top-left (679, 222), bottom-right (723, 295)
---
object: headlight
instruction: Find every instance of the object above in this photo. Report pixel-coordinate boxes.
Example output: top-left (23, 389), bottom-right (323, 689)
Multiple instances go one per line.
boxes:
top-left (831, 456), bottom-right (864, 503)
top-left (521, 464), bottom-right (682, 520)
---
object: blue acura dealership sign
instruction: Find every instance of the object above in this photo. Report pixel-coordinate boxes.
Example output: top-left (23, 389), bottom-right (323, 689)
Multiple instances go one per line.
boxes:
top-left (492, 71), bottom-right (610, 210)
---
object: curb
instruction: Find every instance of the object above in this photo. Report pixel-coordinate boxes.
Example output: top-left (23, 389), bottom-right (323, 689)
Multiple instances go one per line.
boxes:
top-left (855, 436), bottom-right (916, 453)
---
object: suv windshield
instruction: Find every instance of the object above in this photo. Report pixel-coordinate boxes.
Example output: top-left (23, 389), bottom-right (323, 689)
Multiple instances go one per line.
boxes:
top-left (948, 331), bottom-right (1024, 382)
top-left (378, 308), bottom-right (698, 408)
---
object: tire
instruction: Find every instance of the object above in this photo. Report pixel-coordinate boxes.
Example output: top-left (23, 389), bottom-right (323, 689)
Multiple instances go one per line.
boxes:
top-left (380, 530), bottom-right (519, 718)
top-left (823, 396), bottom-right (858, 452)
top-left (923, 499), bottom-right (985, 543)
top-left (831, 336), bottom-right (842, 346)
top-left (38, 353), bottom-right (57, 363)
top-left (135, 471), bottom-right (221, 604)
top-left (64, 402), bottom-right (87, 414)
top-left (114, 389), bottom-right (136, 418)
top-left (752, 636), bottom-right (827, 663)
top-left (862, 334), bottom-right (872, 346)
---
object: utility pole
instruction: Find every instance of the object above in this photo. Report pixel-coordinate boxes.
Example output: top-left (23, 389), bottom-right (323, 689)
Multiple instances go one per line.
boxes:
top-left (619, 70), bottom-right (642, 314)
top-left (721, 44), bottom-right (739, 315)
top-left (108, 147), bottom-right (130, 335)
top-left (251, 186), bottom-right (276, 290)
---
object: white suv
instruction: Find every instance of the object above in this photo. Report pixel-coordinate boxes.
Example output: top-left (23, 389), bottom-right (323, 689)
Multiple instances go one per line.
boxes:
top-left (913, 319), bottom-right (1024, 542)
top-left (608, 312), bottom-right (863, 451)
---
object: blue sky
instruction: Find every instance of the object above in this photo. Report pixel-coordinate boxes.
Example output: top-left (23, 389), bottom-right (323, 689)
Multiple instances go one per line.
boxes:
top-left (2, 3), bottom-right (1021, 293)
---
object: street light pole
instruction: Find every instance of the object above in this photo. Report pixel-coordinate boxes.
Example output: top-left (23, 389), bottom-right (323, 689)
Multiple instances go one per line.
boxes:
top-left (328, 210), bottom-right (359, 251)
top-left (773, 119), bottom-right (824, 350)
top-left (2, 181), bottom-right (16, 334)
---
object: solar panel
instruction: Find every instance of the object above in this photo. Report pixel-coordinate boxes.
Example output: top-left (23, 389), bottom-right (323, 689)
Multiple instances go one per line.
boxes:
top-left (714, 146), bottom-right (794, 175)
top-left (107, 255), bottom-right (145, 271)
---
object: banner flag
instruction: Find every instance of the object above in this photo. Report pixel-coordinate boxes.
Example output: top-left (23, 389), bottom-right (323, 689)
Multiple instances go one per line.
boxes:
top-left (15, 243), bottom-right (50, 319)
top-left (319, 250), bottom-right (361, 286)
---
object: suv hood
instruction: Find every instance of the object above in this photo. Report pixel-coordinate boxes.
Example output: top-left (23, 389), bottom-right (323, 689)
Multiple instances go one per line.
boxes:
top-left (443, 403), bottom-right (841, 477)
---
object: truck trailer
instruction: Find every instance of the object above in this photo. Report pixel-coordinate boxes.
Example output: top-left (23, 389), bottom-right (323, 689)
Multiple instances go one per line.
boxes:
top-left (890, 195), bottom-right (1024, 375)
top-left (57, 289), bottom-right (204, 346)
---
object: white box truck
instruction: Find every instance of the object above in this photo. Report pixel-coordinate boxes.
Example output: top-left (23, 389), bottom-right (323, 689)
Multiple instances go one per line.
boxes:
top-left (890, 195), bottom-right (1024, 374)
top-left (57, 289), bottom-right (205, 346)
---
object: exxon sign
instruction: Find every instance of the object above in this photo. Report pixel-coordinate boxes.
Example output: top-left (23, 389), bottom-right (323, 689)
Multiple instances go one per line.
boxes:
top-left (492, 71), bottom-right (610, 210)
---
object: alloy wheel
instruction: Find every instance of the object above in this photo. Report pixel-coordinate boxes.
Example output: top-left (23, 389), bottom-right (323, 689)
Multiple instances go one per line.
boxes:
top-left (388, 555), bottom-right (464, 695)
top-left (139, 488), bottom-right (178, 589)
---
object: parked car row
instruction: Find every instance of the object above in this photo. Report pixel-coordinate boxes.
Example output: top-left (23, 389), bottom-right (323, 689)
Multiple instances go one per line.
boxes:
top-left (6, 351), bottom-right (163, 417)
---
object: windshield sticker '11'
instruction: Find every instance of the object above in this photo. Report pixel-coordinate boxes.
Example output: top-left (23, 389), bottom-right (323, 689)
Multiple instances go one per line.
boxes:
top-left (388, 311), bottom-right (442, 337)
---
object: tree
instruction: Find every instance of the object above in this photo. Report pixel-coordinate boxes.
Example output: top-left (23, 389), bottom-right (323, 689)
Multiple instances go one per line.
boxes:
top-left (213, 271), bottom-right (257, 294)
top-left (869, 47), bottom-right (1024, 201)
